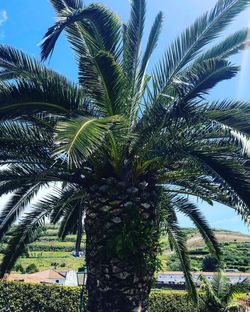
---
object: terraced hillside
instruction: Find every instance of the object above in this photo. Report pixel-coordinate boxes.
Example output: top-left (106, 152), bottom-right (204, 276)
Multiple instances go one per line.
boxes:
top-left (0, 226), bottom-right (249, 273)
top-left (166, 229), bottom-right (250, 272)
top-left (0, 225), bottom-right (85, 273)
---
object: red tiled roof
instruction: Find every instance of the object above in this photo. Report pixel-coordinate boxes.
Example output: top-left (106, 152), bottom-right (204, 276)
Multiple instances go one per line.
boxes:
top-left (30, 269), bottom-right (65, 279)
top-left (5, 273), bottom-right (53, 284)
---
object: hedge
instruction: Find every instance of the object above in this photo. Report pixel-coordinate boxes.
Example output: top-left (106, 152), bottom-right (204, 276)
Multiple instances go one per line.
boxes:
top-left (0, 281), bottom-right (197, 312)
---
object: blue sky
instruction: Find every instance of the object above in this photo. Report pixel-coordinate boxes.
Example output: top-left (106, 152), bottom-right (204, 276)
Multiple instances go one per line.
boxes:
top-left (0, 0), bottom-right (250, 233)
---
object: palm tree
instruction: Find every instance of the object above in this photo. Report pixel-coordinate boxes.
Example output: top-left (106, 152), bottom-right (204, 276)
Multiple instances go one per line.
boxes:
top-left (0, 0), bottom-right (250, 310)
top-left (199, 271), bottom-right (250, 312)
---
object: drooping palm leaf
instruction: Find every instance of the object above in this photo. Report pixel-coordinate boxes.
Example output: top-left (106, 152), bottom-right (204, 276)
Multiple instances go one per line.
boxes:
top-left (191, 151), bottom-right (250, 221)
top-left (164, 211), bottom-right (197, 302)
top-left (50, 0), bottom-right (83, 12)
top-left (0, 190), bottom-right (62, 277)
top-left (0, 80), bottom-right (84, 119)
top-left (41, 4), bottom-right (121, 61)
top-left (172, 196), bottom-right (221, 258)
top-left (0, 184), bottom-right (42, 239)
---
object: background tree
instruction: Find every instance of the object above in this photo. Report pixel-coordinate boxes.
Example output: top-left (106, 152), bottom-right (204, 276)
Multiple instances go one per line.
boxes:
top-left (202, 255), bottom-right (220, 272)
top-left (14, 264), bottom-right (25, 274)
top-left (25, 264), bottom-right (39, 274)
top-left (0, 0), bottom-right (250, 311)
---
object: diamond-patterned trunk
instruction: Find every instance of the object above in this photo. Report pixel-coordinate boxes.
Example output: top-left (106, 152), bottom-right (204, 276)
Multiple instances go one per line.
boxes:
top-left (85, 178), bottom-right (160, 312)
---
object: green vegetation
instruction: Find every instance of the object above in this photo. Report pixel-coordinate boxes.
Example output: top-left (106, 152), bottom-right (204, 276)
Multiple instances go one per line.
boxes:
top-left (0, 226), bottom-right (84, 272)
top-left (1, 226), bottom-right (249, 273)
top-left (201, 256), bottom-right (219, 272)
top-left (199, 271), bottom-right (250, 312)
top-left (167, 230), bottom-right (250, 272)
top-left (25, 263), bottom-right (39, 274)
top-left (1, 0), bottom-right (250, 310)
top-left (0, 281), bottom-right (197, 312)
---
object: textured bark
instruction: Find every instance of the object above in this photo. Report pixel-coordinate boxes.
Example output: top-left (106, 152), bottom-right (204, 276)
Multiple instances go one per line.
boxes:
top-left (85, 178), bottom-right (160, 312)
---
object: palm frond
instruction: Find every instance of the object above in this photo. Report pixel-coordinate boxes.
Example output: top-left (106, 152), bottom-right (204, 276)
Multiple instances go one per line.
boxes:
top-left (0, 183), bottom-right (42, 239)
top-left (199, 274), bottom-right (222, 306)
top-left (41, 4), bottom-right (121, 61)
top-left (79, 51), bottom-right (126, 116)
top-left (0, 79), bottom-right (84, 119)
top-left (164, 210), bottom-right (197, 302)
top-left (204, 100), bottom-right (250, 155)
top-left (191, 151), bottom-right (250, 222)
top-left (172, 60), bottom-right (239, 115)
top-left (0, 191), bottom-right (62, 276)
top-left (139, 12), bottom-right (163, 82)
top-left (50, 185), bottom-right (81, 224)
top-left (152, 0), bottom-right (250, 106)
top-left (173, 196), bottom-right (221, 258)
top-left (49, 0), bottom-right (83, 12)
top-left (55, 115), bottom-right (123, 167)
top-left (225, 278), bottom-right (250, 302)
top-left (123, 0), bottom-right (146, 81)
top-left (58, 201), bottom-right (83, 240)
top-left (196, 27), bottom-right (250, 62)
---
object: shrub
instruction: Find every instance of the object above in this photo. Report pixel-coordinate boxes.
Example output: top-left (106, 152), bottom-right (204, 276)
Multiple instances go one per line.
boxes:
top-left (25, 264), bottom-right (39, 274)
top-left (149, 290), bottom-right (196, 312)
top-left (0, 281), bottom-right (197, 312)
top-left (202, 256), bottom-right (219, 272)
top-left (14, 264), bottom-right (25, 274)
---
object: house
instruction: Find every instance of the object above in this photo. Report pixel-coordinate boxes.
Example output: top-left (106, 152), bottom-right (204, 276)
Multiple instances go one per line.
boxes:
top-left (30, 269), bottom-right (66, 285)
top-left (64, 270), bottom-right (78, 286)
top-left (5, 273), bottom-right (52, 284)
top-left (5, 269), bottom-right (66, 285)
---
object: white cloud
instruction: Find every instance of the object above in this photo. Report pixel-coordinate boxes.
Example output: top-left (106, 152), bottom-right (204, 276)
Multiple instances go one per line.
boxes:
top-left (0, 10), bottom-right (7, 40)
top-left (0, 10), bottom-right (7, 26)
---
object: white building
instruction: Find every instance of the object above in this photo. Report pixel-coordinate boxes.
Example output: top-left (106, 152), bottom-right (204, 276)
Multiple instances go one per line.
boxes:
top-left (157, 271), bottom-right (250, 286)
top-left (64, 270), bottom-right (78, 286)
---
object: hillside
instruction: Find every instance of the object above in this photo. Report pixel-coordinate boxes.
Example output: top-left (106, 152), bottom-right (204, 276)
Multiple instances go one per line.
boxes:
top-left (0, 226), bottom-right (249, 273)
top-left (165, 229), bottom-right (250, 273)
top-left (0, 225), bottom-right (84, 273)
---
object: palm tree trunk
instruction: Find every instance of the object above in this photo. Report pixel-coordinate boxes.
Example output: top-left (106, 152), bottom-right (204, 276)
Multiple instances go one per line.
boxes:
top-left (85, 178), bottom-right (160, 312)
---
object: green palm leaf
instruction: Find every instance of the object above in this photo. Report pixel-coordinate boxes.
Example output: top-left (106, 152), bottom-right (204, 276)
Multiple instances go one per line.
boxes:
top-left (0, 81), bottom-right (85, 120)
top-left (196, 27), bottom-right (250, 62)
top-left (173, 196), bottom-right (221, 258)
top-left (152, 0), bottom-right (250, 106)
top-left (55, 116), bottom-right (123, 167)
top-left (139, 11), bottom-right (163, 82)
top-left (50, 0), bottom-right (83, 12)
top-left (123, 0), bottom-right (146, 82)
top-left (41, 4), bottom-right (121, 61)
top-left (0, 184), bottom-right (42, 239)
top-left (165, 212), bottom-right (197, 302)
top-left (191, 151), bottom-right (250, 221)
top-left (204, 100), bottom-right (250, 155)
top-left (79, 51), bottom-right (126, 116)
top-left (0, 191), bottom-right (62, 277)
top-left (173, 60), bottom-right (239, 113)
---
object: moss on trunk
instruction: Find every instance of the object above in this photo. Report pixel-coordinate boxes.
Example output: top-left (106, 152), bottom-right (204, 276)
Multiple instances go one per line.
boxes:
top-left (85, 177), bottom-right (161, 311)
